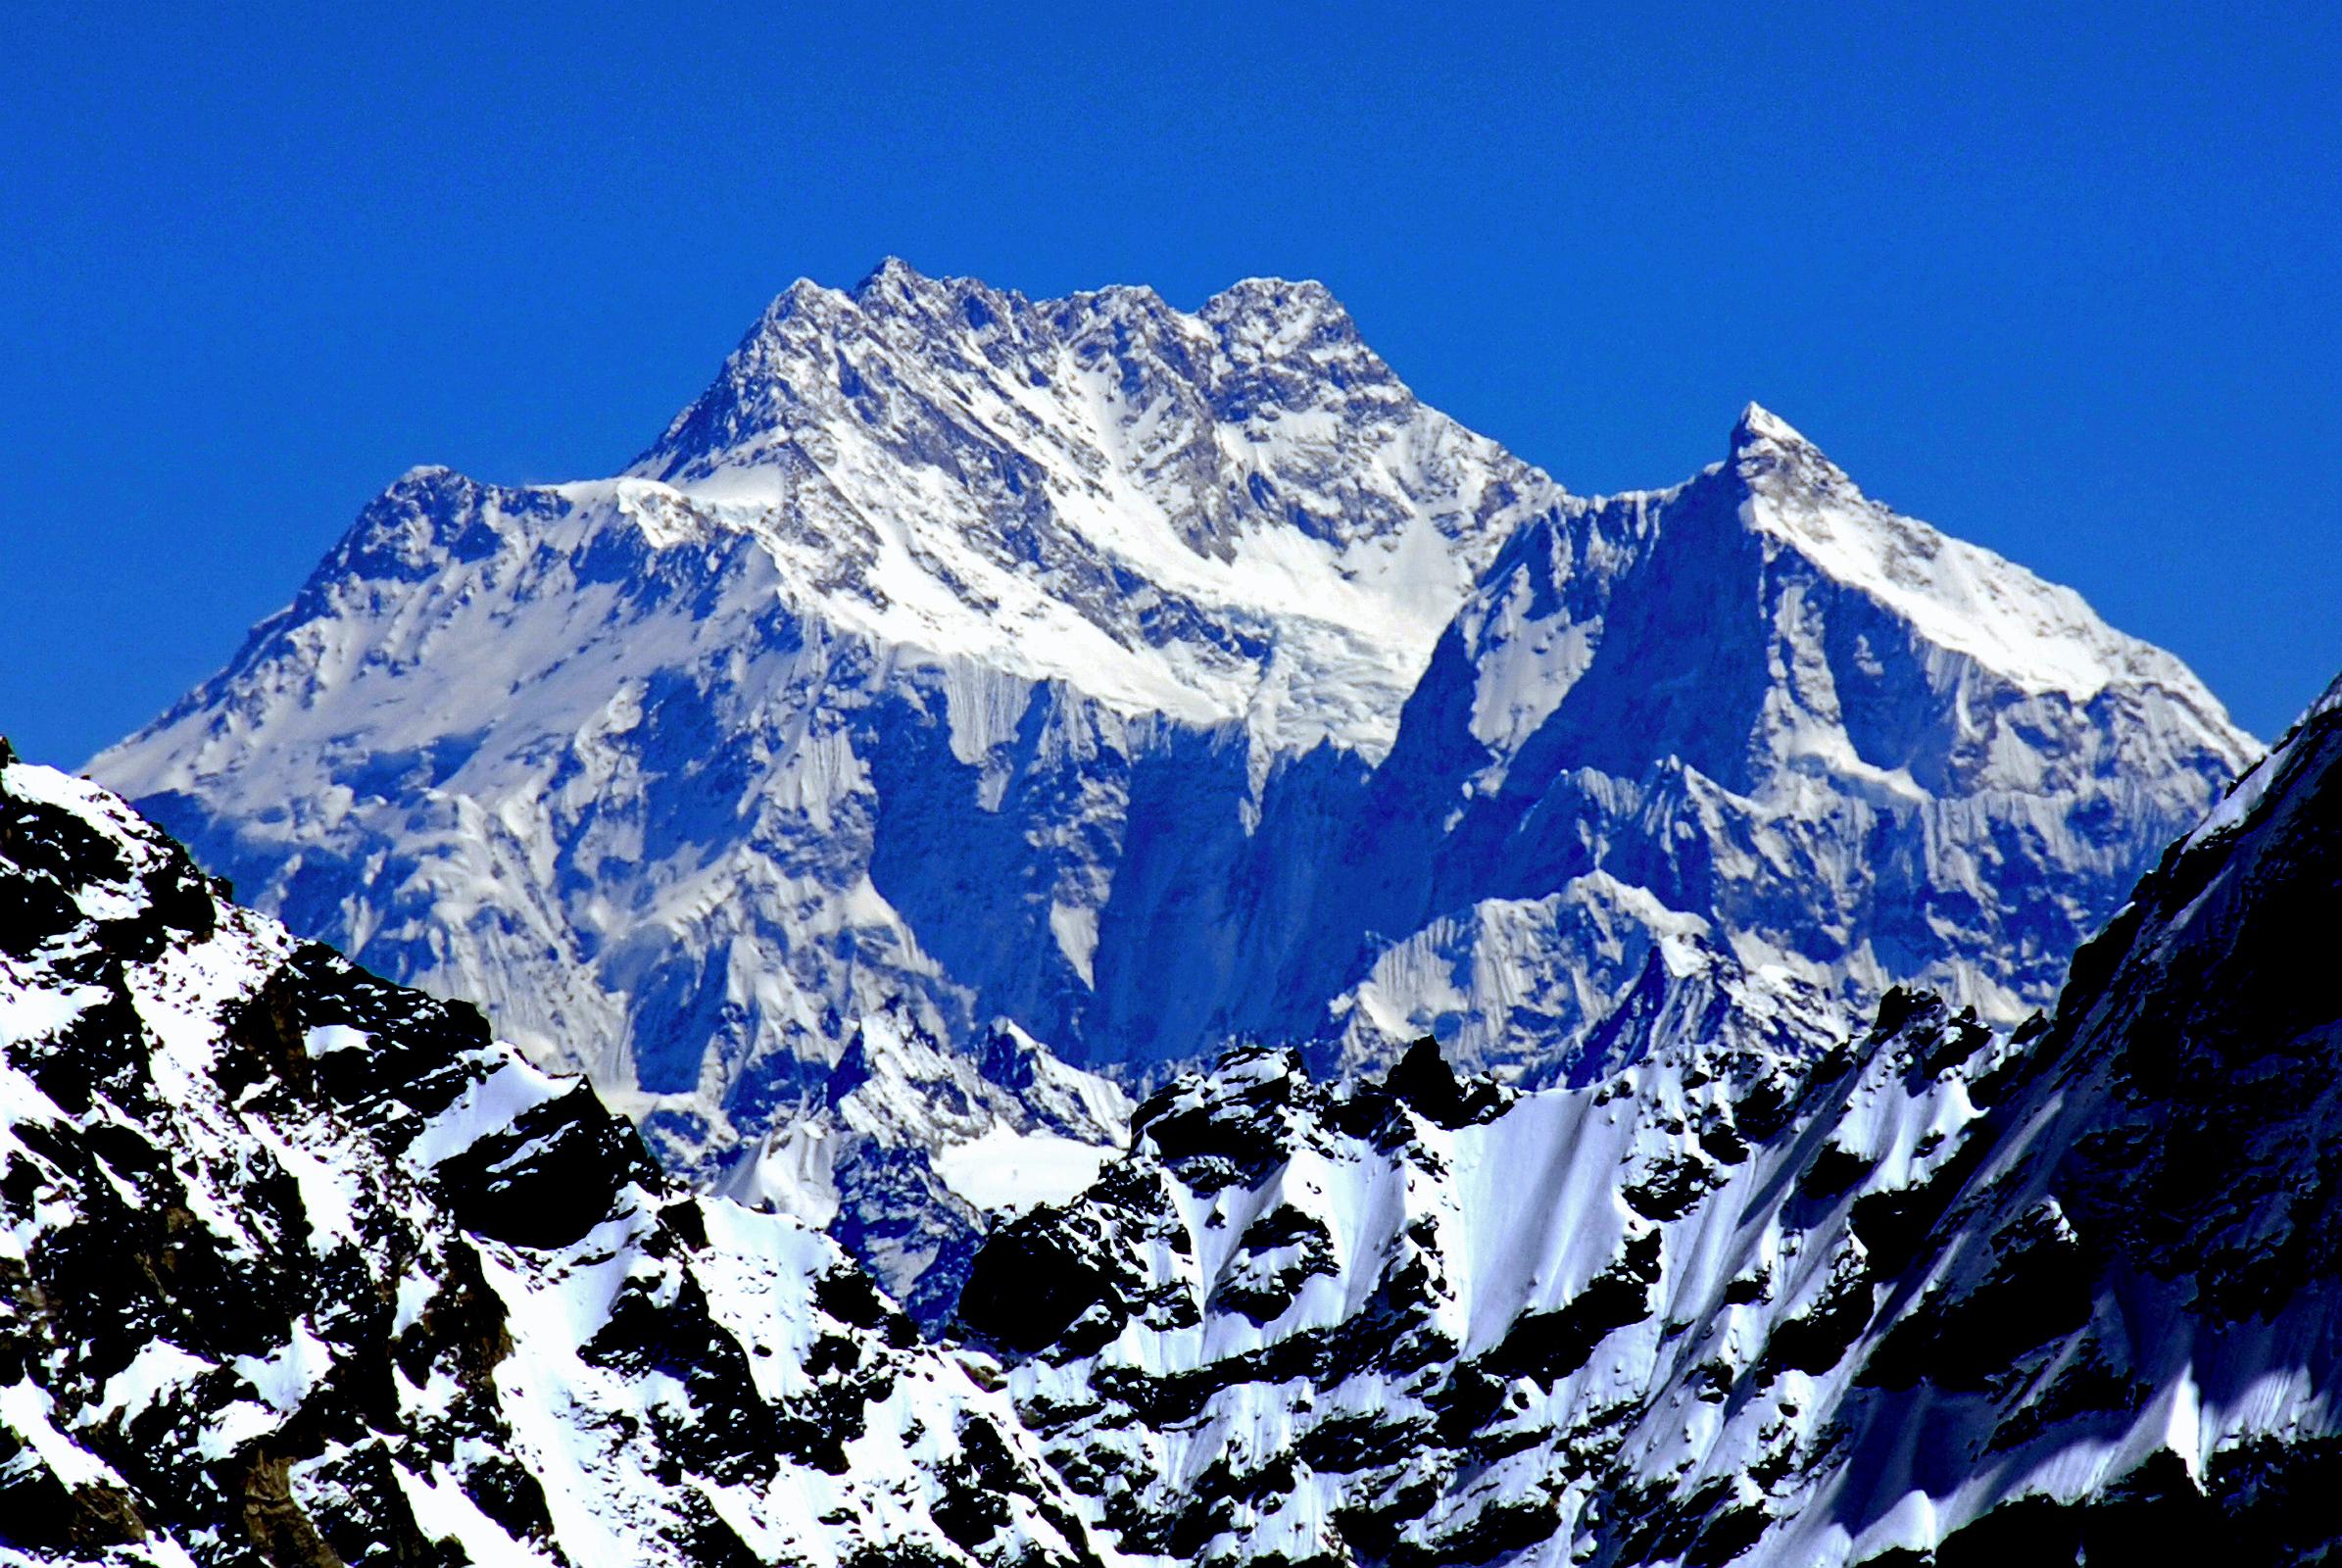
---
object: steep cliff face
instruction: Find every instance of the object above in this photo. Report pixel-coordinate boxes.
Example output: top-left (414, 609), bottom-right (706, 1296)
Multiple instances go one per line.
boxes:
top-left (0, 745), bottom-right (1107, 1567)
top-left (715, 1005), bottom-right (1132, 1328)
top-left (89, 264), bottom-right (2251, 1311)
top-left (956, 679), bottom-right (2342, 1567)
top-left (1312, 404), bottom-right (2248, 1079)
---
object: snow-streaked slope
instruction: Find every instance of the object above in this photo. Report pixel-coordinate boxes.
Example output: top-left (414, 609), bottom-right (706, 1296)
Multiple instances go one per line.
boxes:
top-left (631, 263), bottom-right (1543, 756)
top-left (0, 745), bottom-right (1115, 1568)
top-left (957, 677), bottom-right (2342, 1566)
top-left (90, 264), bottom-right (1547, 1174)
top-left (1313, 404), bottom-right (2253, 1076)
top-left (89, 265), bottom-right (2251, 1316)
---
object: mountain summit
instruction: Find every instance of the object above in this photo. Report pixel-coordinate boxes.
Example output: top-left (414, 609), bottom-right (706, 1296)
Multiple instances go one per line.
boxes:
top-left (91, 265), bottom-right (2253, 1308)
top-left (615, 258), bottom-right (1527, 758)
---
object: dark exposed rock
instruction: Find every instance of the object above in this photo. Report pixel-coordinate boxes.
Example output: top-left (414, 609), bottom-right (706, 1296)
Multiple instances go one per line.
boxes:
top-left (957, 687), bottom-right (2342, 1566)
top-left (1483, 1232), bottom-right (1663, 1386)
top-left (0, 756), bottom-right (1102, 1568)
top-left (955, 1207), bottom-right (1129, 1355)
top-left (432, 1081), bottom-right (662, 1250)
top-left (1378, 1036), bottom-right (1506, 1130)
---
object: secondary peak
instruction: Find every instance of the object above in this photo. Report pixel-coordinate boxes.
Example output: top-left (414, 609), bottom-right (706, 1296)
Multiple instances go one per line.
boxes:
top-left (1730, 401), bottom-right (1814, 453)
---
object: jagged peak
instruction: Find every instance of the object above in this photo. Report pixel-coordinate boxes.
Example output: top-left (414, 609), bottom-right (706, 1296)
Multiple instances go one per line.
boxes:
top-left (1201, 274), bottom-right (1342, 316)
top-left (349, 465), bottom-right (490, 524)
top-left (1730, 400), bottom-right (1813, 452)
top-left (1722, 400), bottom-right (1865, 512)
top-left (1727, 401), bottom-right (1842, 475)
top-left (738, 274), bottom-right (848, 334)
top-left (847, 254), bottom-right (1000, 310)
top-left (1039, 280), bottom-right (1174, 328)
top-left (362, 465), bottom-right (501, 521)
top-left (853, 254), bottom-right (934, 295)
top-left (1199, 274), bottom-right (1361, 349)
top-left (1699, 402), bottom-right (2252, 720)
top-left (751, 262), bottom-right (981, 333)
top-left (637, 262), bottom-right (1405, 481)
top-left (796, 261), bottom-right (1346, 331)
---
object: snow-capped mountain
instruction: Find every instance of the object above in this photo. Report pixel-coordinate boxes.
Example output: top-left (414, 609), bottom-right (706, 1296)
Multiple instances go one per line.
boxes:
top-left (1308, 403), bottom-right (2252, 1081)
top-left (90, 262), bottom-right (2253, 1310)
top-left (958, 674), bottom-right (2342, 1564)
top-left (0, 742), bottom-right (1110, 1566)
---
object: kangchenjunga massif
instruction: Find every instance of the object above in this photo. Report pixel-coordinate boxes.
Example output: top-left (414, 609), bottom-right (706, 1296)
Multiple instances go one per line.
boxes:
top-left (9, 667), bottom-right (2342, 1563)
top-left (88, 263), bottom-right (2252, 1321)
top-left (6, 262), bottom-right (2338, 1565)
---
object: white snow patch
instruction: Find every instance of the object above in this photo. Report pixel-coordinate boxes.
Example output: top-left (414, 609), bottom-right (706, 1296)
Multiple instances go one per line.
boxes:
top-left (933, 1126), bottom-right (1118, 1213)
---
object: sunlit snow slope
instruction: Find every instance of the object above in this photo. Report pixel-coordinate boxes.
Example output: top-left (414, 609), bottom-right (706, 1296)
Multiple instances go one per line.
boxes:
top-left (92, 263), bottom-right (2252, 1312)
top-left (1311, 404), bottom-right (2253, 1081)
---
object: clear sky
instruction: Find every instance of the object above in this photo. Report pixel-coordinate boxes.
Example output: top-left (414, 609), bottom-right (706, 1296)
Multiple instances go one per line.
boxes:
top-left (3, 2), bottom-right (2336, 765)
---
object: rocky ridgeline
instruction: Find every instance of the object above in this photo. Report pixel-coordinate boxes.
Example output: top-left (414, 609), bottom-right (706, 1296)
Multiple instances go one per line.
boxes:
top-left (951, 681), bottom-right (2342, 1565)
top-left (0, 744), bottom-right (1105, 1567)
top-left (4, 662), bottom-right (2338, 1564)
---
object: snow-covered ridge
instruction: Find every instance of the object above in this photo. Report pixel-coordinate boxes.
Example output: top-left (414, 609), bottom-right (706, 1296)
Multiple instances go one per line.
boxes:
top-left (1726, 402), bottom-right (2214, 704)
top-left (0, 746), bottom-right (1114, 1566)
top-left (613, 255), bottom-right (1553, 756)
top-left (1327, 397), bottom-right (2254, 1073)
top-left (715, 1004), bottom-right (1133, 1326)
top-left (963, 675), bottom-right (2342, 1561)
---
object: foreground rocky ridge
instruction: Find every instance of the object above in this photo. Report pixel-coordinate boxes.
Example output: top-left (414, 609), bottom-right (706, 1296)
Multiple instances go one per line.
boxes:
top-left (0, 745), bottom-right (1105, 1567)
top-left (956, 680), bottom-right (2342, 1566)
top-left (90, 264), bottom-right (2252, 1312)
top-left (5, 675), bottom-right (2335, 1565)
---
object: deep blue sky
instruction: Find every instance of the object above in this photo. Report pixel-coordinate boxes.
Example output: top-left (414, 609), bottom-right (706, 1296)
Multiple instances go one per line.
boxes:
top-left (4, 2), bottom-right (2336, 765)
